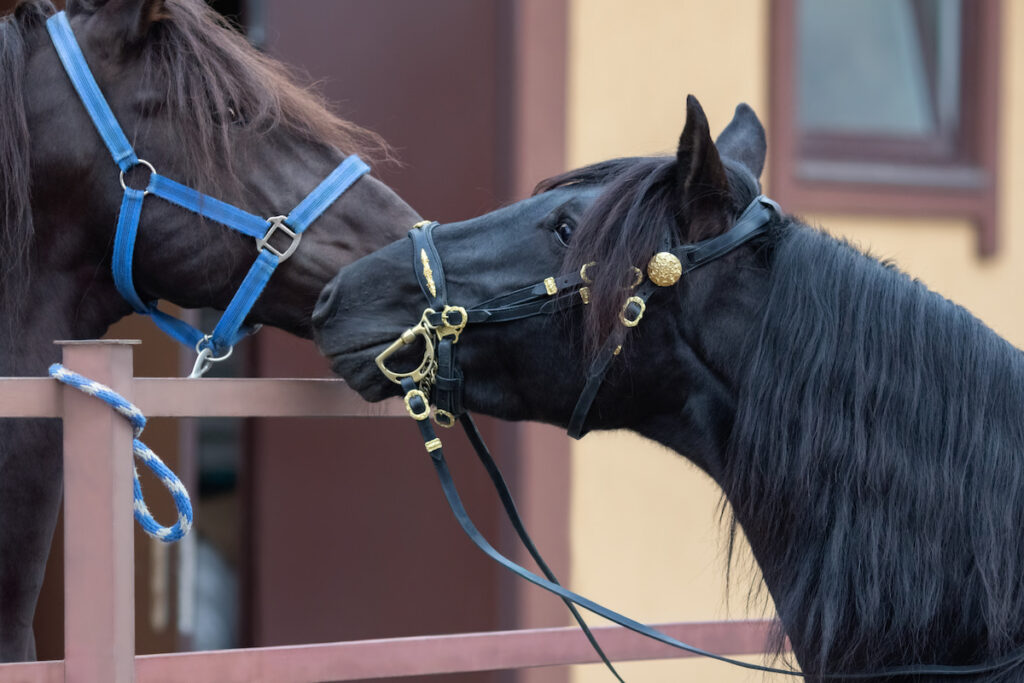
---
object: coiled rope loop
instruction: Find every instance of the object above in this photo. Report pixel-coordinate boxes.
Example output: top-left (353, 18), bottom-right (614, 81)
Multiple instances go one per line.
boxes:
top-left (49, 363), bottom-right (193, 542)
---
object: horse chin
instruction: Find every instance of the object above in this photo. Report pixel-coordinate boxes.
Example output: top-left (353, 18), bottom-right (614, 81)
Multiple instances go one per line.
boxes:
top-left (328, 349), bottom-right (400, 402)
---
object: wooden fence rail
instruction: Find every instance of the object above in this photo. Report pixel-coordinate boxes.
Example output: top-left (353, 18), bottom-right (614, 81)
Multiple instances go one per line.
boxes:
top-left (0, 340), bottom-right (776, 682)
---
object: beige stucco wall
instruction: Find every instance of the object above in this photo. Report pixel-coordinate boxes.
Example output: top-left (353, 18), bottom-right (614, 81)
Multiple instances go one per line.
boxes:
top-left (565, 1), bottom-right (1024, 681)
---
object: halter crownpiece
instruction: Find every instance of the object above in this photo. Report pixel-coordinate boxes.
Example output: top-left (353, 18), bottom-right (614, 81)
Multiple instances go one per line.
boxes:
top-left (46, 11), bottom-right (369, 377)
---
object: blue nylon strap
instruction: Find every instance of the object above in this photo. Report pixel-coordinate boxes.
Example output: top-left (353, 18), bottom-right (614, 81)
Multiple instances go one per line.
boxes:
top-left (148, 308), bottom-right (206, 349)
top-left (47, 10), bottom-right (369, 373)
top-left (148, 174), bottom-right (269, 239)
top-left (113, 189), bottom-right (207, 347)
top-left (286, 155), bottom-right (369, 233)
top-left (113, 190), bottom-right (148, 312)
top-left (46, 13), bottom-right (138, 171)
top-left (207, 250), bottom-right (279, 353)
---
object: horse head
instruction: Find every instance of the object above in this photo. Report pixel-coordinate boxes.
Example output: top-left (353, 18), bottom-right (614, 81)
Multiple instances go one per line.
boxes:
top-left (313, 96), bottom-right (773, 472)
top-left (7, 0), bottom-right (419, 344)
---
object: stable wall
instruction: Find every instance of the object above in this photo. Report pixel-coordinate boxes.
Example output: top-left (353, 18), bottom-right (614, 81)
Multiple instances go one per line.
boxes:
top-left (564, 1), bottom-right (1023, 681)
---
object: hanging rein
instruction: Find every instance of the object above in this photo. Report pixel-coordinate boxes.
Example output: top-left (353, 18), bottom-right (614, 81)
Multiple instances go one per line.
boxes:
top-left (376, 201), bottom-right (1024, 680)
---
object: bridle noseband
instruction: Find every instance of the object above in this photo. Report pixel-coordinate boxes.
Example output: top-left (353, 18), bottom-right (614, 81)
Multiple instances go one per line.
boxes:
top-left (47, 11), bottom-right (368, 376)
top-left (377, 195), bottom-right (781, 434)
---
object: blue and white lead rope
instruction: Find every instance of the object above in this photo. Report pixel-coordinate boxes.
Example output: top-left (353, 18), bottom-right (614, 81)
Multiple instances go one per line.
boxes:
top-left (49, 364), bottom-right (193, 542)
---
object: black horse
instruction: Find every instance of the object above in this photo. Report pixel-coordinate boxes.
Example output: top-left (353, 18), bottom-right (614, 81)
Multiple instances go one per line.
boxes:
top-left (313, 97), bottom-right (1024, 681)
top-left (1, 0), bottom-right (419, 661)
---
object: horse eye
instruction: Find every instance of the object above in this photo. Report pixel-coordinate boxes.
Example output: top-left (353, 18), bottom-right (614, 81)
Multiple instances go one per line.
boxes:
top-left (214, 104), bottom-right (245, 126)
top-left (554, 219), bottom-right (575, 246)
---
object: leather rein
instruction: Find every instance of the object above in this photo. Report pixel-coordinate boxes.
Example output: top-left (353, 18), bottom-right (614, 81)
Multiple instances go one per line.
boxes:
top-left (376, 198), bottom-right (1024, 680)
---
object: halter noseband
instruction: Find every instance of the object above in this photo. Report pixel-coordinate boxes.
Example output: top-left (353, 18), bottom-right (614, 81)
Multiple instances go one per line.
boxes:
top-left (377, 195), bottom-right (780, 435)
top-left (47, 11), bottom-right (369, 376)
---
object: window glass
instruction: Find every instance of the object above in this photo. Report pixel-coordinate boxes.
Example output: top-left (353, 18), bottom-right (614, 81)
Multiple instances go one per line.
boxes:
top-left (797, 0), bottom-right (961, 139)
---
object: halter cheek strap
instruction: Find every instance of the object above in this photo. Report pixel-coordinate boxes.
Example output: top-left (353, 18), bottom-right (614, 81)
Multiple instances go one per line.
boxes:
top-left (47, 11), bottom-right (369, 376)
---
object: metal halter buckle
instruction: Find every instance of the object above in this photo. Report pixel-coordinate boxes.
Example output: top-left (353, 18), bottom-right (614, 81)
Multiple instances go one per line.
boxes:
top-left (436, 305), bottom-right (468, 342)
top-left (119, 158), bottom-right (156, 196)
top-left (257, 215), bottom-right (302, 262)
top-left (403, 389), bottom-right (431, 421)
top-left (619, 296), bottom-right (646, 328)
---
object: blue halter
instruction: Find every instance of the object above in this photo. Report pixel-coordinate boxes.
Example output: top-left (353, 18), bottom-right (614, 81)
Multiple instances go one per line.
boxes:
top-left (46, 11), bottom-right (369, 376)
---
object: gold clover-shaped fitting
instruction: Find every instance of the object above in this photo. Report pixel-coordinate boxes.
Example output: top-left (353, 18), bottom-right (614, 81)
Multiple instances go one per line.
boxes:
top-left (647, 252), bottom-right (682, 287)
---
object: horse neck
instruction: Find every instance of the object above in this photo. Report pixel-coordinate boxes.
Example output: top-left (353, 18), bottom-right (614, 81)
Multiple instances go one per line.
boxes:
top-left (6, 215), bottom-right (128, 377)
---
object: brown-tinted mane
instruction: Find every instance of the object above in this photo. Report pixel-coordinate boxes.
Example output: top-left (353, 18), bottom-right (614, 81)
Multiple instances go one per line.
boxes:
top-left (0, 0), bottom-right (388, 315)
top-left (126, 0), bottom-right (389, 187)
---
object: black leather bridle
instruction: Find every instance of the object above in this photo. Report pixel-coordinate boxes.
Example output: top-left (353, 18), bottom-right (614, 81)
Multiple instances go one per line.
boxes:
top-left (374, 196), bottom-right (1024, 680)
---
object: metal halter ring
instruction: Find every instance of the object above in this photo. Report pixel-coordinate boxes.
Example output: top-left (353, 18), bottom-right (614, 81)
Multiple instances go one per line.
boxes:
top-left (580, 262), bottom-right (597, 284)
top-left (189, 336), bottom-right (234, 378)
top-left (403, 389), bottom-right (431, 421)
top-left (119, 159), bottom-right (156, 196)
top-left (619, 296), bottom-right (646, 328)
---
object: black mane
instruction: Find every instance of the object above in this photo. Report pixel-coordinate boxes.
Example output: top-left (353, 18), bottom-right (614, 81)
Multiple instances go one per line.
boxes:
top-left (725, 223), bottom-right (1024, 676)
top-left (536, 156), bottom-right (761, 353)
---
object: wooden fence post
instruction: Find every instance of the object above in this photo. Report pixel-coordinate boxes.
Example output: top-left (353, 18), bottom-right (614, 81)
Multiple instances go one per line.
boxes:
top-left (58, 340), bottom-right (139, 683)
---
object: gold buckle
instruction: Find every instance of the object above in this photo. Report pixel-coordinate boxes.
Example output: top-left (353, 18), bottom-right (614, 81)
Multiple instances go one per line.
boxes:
top-left (631, 267), bottom-right (644, 289)
top-left (580, 262), bottom-right (596, 284)
top-left (403, 389), bottom-right (431, 420)
top-left (437, 305), bottom-right (468, 342)
top-left (433, 409), bottom-right (457, 428)
top-left (620, 296), bottom-right (646, 327)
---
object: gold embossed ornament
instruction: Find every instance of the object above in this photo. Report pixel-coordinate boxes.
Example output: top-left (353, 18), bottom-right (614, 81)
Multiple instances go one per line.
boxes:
top-left (647, 252), bottom-right (682, 287)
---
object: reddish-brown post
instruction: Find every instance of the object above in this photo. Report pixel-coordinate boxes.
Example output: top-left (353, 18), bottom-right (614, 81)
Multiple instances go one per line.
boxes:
top-left (58, 340), bottom-right (139, 683)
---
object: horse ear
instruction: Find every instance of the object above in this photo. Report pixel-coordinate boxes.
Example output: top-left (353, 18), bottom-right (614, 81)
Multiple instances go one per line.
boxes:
top-left (675, 95), bottom-right (732, 242)
top-left (715, 103), bottom-right (767, 179)
top-left (85, 0), bottom-right (168, 45)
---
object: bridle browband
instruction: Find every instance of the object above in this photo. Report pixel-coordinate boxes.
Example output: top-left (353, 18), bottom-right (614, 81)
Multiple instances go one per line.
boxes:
top-left (47, 11), bottom-right (369, 377)
top-left (377, 198), bottom-right (1024, 680)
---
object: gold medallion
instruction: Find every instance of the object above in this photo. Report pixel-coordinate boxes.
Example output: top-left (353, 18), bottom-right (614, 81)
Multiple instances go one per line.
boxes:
top-left (646, 252), bottom-right (682, 287)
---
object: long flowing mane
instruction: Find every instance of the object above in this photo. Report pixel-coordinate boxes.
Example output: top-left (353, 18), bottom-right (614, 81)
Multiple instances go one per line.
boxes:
top-left (724, 223), bottom-right (1024, 675)
top-left (536, 156), bottom-right (761, 352)
top-left (0, 0), bottom-right (386, 312)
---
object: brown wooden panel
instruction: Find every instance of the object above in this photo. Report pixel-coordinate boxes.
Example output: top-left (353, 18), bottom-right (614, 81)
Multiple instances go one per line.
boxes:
top-left (248, 2), bottom-right (569, 683)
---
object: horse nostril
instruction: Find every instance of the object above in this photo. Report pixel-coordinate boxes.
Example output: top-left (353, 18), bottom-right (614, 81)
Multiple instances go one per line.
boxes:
top-left (312, 284), bottom-right (337, 327)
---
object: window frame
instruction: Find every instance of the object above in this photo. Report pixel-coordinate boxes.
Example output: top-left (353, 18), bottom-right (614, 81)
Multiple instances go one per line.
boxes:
top-left (768, 0), bottom-right (1001, 256)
